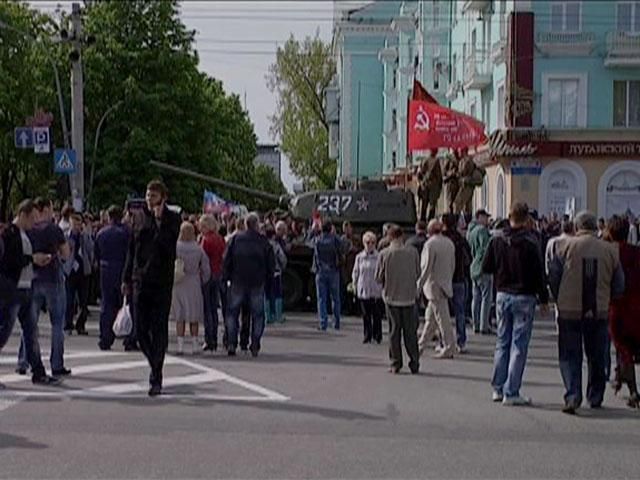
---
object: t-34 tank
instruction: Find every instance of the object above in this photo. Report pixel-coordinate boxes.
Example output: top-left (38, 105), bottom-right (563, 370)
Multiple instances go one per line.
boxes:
top-left (150, 161), bottom-right (417, 309)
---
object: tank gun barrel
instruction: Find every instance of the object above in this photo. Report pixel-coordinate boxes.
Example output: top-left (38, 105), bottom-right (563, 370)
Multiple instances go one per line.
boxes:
top-left (149, 161), bottom-right (282, 204)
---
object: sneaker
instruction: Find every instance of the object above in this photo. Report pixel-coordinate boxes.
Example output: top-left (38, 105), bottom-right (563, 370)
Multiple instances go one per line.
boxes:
top-left (433, 350), bottom-right (454, 359)
top-left (32, 375), bottom-right (62, 386)
top-left (492, 391), bottom-right (504, 402)
top-left (227, 349), bottom-right (236, 357)
top-left (52, 368), bottom-right (72, 377)
top-left (456, 345), bottom-right (468, 354)
top-left (562, 404), bottom-right (577, 415)
top-left (15, 367), bottom-right (27, 375)
top-left (502, 396), bottom-right (532, 406)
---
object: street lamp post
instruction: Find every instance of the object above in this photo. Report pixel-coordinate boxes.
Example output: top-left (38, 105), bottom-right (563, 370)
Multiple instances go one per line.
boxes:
top-left (87, 100), bottom-right (122, 211)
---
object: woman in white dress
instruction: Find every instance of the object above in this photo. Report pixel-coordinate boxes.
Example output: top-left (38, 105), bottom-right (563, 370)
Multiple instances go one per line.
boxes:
top-left (171, 222), bottom-right (211, 354)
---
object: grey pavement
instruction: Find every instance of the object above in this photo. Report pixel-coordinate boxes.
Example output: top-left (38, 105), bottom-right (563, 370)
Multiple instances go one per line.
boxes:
top-left (0, 310), bottom-right (638, 479)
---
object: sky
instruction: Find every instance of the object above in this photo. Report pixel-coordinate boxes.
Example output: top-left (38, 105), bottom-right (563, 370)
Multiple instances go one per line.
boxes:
top-left (30, 0), bottom-right (345, 191)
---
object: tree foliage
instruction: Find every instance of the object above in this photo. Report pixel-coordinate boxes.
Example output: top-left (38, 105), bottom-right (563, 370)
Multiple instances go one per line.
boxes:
top-left (0, 0), bottom-right (283, 219)
top-left (267, 34), bottom-right (336, 190)
top-left (0, 2), bottom-right (64, 220)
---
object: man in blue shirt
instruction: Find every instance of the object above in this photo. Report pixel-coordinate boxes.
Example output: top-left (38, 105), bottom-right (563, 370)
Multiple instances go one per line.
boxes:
top-left (24, 197), bottom-right (71, 378)
top-left (313, 220), bottom-right (343, 331)
top-left (95, 206), bottom-right (130, 351)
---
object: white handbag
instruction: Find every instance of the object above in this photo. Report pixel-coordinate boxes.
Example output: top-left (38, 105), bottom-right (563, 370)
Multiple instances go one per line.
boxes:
top-left (113, 299), bottom-right (132, 338)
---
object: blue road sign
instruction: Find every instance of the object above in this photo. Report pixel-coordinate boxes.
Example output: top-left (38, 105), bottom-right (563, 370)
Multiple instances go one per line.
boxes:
top-left (33, 127), bottom-right (50, 154)
top-left (53, 149), bottom-right (77, 174)
top-left (14, 127), bottom-right (33, 149)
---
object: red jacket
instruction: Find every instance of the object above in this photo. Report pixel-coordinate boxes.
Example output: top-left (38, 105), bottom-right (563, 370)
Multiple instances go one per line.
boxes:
top-left (201, 231), bottom-right (226, 278)
top-left (609, 242), bottom-right (640, 364)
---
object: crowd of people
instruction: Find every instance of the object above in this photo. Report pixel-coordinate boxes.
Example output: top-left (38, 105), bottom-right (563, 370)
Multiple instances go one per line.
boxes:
top-left (0, 183), bottom-right (638, 409)
top-left (345, 204), bottom-right (639, 413)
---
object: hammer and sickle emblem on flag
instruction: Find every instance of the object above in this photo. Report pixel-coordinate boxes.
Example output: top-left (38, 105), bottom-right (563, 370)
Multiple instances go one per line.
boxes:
top-left (414, 105), bottom-right (430, 132)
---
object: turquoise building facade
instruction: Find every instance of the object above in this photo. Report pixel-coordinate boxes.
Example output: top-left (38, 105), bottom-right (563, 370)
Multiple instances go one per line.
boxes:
top-left (331, 1), bottom-right (640, 220)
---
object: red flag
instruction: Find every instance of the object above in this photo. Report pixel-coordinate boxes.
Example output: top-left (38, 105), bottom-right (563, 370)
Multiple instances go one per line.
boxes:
top-left (408, 100), bottom-right (487, 153)
top-left (412, 79), bottom-right (439, 104)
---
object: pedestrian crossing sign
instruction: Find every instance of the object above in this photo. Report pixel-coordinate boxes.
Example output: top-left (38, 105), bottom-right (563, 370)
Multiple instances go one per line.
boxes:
top-left (53, 149), bottom-right (77, 174)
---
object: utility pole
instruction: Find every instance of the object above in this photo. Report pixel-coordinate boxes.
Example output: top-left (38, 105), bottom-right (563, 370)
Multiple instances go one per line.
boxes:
top-left (70, 2), bottom-right (84, 212)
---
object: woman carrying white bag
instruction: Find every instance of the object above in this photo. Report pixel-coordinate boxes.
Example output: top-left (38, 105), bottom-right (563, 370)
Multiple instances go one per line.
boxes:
top-left (170, 222), bottom-right (211, 355)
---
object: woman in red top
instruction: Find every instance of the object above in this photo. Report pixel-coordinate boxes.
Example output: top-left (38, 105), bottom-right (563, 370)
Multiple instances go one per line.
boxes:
top-left (199, 214), bottom-right (226, 352)
top-left (605, 215), bottom-right (640, 408)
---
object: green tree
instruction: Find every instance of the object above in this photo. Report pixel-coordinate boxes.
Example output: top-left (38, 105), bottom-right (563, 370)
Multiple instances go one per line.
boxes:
top-left (83, 0), bottom-right (281, 213)
top-left (267, 34), bottom-right (336, 190)
top-left (0, 2), bottom-right (63, 220)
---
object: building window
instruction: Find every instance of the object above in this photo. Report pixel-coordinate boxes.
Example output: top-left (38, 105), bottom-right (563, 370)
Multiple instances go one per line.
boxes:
top-left (452, 53), bottom-right (457, 84)
top-left (617, 2), bottom-right (640, 32)
top-left (550, 2), bottom-right (581, 32)
top-left (497, 84), bottom-right (505, 128)
top-left (433, 59), bottom-right (440, 91)
top-left (613, 80), bottom-right (640, 127)
top-left (392, 109), bottom-right (397, 132)
top-left (391, 151), bottom-right (397, 170)
top-left (548, 79), bottom-right (579, 127)
top-left (433, 1), bottom-right (439, 28)
top-left (499, 0), bottom-right (507, 39)
top-left (470, 102), bottom-right (477, 120)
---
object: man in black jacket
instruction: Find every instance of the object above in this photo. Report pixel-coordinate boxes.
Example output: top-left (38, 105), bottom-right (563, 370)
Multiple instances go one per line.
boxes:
top-left (482, 203), bottom-right (548, 406)
top-left (442, 213), bottom-right (472, 353)
top-left (0, 199), bottom-right (59, 385)
top-left (223, 212), bottom-right (275, 357)
top-left (406, 221), bottom-right (428, 256)
top-left (122, 180), bottom-right (181, 397)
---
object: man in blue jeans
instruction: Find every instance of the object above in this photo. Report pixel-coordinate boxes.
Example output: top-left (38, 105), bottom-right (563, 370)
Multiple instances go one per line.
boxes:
top-left (222, 213), bottom-right (275, 357)
top-left (312, 220), bottom-right (343, 331)
top-left (22, 198), bottom-right (71, 378)
top-left (0, 200), bottom-right (60, 385)
top-left (482, 203), bottom-right (548, 406)
top-left (442, 213), bottom-right (472, 353)
top-left (467, 209), bottom-right (493, 334)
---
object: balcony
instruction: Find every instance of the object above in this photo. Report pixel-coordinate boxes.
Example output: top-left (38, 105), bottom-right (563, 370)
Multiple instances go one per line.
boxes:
top-left (491, 38), bottom-right (506, 64)
top-left (605, 31), bottom-right (640, 67)
top-left (536, 31), bottom-right (596, 56)
top-left (462, 0), bottom-right (491, 12)
top-left (463, 50), bottom-right (492, 90)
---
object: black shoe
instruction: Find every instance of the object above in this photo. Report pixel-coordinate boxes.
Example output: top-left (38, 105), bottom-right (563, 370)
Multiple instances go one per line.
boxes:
top-left (227, 349), bottom-right (236, 357)
top-left (589, 403), bottom-right (603, 409)
top-left (148, 384), bottom-right (162, 397)
top-left (98, 343), bottom-right (111, 351)
top-left (15, 367), bottom-right (27, 375)
top-left (124, 343), bottom-right (139, 352)
top-left (410, 368), bottom-right (420, 375)
top-left (32, 375), bottom-right (62, 386)
top-left (52, 368), bottom-right (72, 377)
top-left (250, 346), bottom-right (259, 358)
top-left (562, 404), bottom-right (577, 415)
top-left (76, 328), bottom-right (88, 336)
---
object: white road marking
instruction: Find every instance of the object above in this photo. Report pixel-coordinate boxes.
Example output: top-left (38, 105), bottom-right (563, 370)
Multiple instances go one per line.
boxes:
top-left (87, 371), bottom-right (225, 394)
top-left (0, 350), bottom-right (132, 365)
top-left (0, 353), bottom-right (290, 403)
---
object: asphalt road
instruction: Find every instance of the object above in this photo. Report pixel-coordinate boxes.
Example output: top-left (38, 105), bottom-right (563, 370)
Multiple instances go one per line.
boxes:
top-left (0, 310), bottom-right (638, 479)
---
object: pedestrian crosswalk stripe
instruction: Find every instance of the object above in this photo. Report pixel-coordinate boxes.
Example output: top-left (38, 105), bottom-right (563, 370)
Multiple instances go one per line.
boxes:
top-left (0, 353), bottom-right (290, 403)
